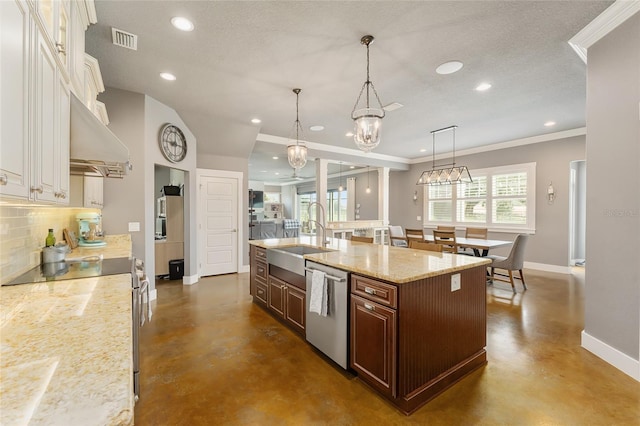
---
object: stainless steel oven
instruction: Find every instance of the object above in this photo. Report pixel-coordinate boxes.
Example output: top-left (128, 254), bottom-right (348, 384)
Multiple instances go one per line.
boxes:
top-left (132, 258), bottom-right (150, 401)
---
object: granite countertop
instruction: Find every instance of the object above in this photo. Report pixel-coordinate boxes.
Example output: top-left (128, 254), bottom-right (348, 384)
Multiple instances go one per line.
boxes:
top-left (68, 234), bottom-right (132, 260)
top-left (249, 236), bottom-right (491, 284)
top-left (0, 273), bottom-right (134, 426)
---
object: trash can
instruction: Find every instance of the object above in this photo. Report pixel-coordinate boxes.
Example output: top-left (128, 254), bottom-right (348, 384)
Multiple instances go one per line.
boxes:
top-left (168, 259), bottom-right (184, 280)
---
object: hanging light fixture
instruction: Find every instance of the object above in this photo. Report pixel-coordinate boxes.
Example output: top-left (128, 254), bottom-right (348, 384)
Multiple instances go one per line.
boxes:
top-left (338, 163), bottom-right (344, 192)
top-left (351, 35), bottom-right (385, 153)
top-left (366, 166), bottom-right (371, 194)
top-left (416, 125), bottom-right (472, 186)
top-left (287, 88), bottom-right (307, 170)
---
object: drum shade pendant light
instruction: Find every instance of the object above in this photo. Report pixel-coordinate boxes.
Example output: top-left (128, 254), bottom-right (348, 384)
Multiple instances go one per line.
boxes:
top-left (351, 35), bottom-right (385, 153)
top-left (287, 88), bottom-right (307, 170)
top-left (416, 125), bottom-right (472, 186)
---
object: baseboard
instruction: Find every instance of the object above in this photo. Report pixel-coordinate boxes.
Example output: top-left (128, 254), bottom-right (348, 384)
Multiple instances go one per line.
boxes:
top-left (239, 264), bottom-right (250, 273)
top-left (149, 289), bottom-right (157, 301)
top-left (183, 274), bottom-right (198, 285)
top-left (523, 261), bottom-right (572, 274)
top-left (581, 331), bottom-right (639, 381)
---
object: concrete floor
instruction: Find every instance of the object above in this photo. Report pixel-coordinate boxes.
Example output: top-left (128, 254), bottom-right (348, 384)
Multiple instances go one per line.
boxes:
top-left (135, 268), bottom-right (640, 425)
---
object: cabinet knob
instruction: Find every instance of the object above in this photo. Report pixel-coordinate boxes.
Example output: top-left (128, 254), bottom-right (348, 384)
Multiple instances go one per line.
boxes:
top-left (55, 42), bottom-right (66, 54)
top-left (0, 174), bottom-right (7, 185)
top-left (364, 287), bottom-right (376, 295)
top-left (31, 185), bottom-right (43, 194)
top-left (364, 303), bottom-right (375, 311)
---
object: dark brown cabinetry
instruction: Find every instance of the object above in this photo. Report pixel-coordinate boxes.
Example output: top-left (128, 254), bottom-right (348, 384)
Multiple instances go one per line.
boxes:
top-left (268, 274), bottom-right (305, 335)
top-left (350, 267), bottom-right (487, 414)
top-left (250, 246), bottom-right (268, 307)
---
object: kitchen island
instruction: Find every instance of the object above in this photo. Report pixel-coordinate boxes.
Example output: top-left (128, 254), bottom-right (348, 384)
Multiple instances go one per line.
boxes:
top-left (0, 235), bottom-right (135, 425)
top-left (249, 236), bottom-right (491, 414)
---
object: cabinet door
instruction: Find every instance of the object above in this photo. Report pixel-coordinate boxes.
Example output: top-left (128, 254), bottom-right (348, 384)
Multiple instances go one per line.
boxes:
top-left (55, 74), bottom-right (70, 203)
top-left (285, 285), bottom-right (305, 334)
top-left (0, 0), bottom-right (31, 198)
top-left (33, 29), bottom-right (58, 202)
top-left (350, 294), bottom-right (397, 398)
top-left (268, 276), bottom-right (285, 318)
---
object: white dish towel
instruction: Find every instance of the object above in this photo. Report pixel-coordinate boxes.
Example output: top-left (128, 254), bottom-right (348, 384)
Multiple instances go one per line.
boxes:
top-left (309, 270), bottom-right (327, 317)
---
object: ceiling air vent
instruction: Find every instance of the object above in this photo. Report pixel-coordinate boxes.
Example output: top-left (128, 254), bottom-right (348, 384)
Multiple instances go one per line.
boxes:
top-left (111, 28), bottom-right (138, 50)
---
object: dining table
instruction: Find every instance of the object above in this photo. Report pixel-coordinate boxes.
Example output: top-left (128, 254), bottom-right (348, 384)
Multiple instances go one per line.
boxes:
top-left (424, 236), bottom-right (512, 257)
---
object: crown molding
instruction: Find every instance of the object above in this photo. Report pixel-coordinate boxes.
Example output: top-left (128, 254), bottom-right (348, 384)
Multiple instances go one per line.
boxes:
top-left (569, 0), bottom-right (640, 63)
top-left (408, 128), bottom-right (587, 165)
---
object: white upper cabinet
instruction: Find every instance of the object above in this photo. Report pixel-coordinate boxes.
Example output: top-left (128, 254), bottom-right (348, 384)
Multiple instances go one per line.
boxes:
top-left (0, 0), bottom-right (31, 198)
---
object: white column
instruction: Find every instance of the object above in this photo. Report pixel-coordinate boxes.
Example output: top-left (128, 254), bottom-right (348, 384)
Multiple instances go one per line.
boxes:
top-left (346, 177), bottom-right (356, 221)
top-left (377, 167), bottom-right (390, 225)
top-left (315, 159), bottom-right (329, 225)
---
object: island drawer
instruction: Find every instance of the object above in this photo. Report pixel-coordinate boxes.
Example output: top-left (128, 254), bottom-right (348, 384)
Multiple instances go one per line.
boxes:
top-left (254, 247), bottom-right (267, 261)
top-left (255, 260), bottom-right (267, 280)
top-left (255, 279), bottom-right (268, 305)
top-left (351, 275), bottom-right (397, 308)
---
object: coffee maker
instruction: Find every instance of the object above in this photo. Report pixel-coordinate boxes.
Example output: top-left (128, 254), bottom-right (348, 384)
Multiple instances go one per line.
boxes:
top-left (76, 212), bottom-right (106, 247)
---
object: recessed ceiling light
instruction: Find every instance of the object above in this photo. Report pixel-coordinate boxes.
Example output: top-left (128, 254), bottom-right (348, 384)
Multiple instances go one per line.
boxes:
top-left (272, 156), bottom-right (279, 160)
top-left (350, 166), bottom-right (355, 169)
top-left (160, 72), bottom-right (176, 81)
top-left (310, 125), bottom-right (324, 131)
top-left (251, 118), bottom-right (261, 124)
top-left (383, 102), bottom-right (404, 112)
top-left (171, 17), bottom-right (194, 32)
top-left (544, 121), bottom-right (556, 127)
top-left (436, 61), bottom-right (464, 75)
top-left (345, 132), bottom-right (354, 137)
top-left (475, 82), bottom-right (492, 91)
top-left (420, 148), bottom-right (427, 153)
top-left (261, 170), bottom-right (267, 173)
top-left (275, 172), bottom-right (280, 175)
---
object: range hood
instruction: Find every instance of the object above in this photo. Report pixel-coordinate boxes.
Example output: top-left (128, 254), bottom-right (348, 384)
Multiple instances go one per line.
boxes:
top-left (70, 93), bottom-right (132, 178)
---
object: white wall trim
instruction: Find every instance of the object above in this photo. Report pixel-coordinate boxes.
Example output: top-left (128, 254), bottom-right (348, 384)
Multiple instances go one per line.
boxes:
top-left (149, 289), bottom-right (157, 301)
top-left (582, 331), bottom-right (640, 381)
top-left (523, 261), bottom-right (572, 274)
top-left (239, 264), bottom-right (250, 273)
top-left (183, 274), bottom-right (198, 285)
top-left (569, 0), bottom-right (640, 63)
top-left (410, 128), bottom-right (586, 165)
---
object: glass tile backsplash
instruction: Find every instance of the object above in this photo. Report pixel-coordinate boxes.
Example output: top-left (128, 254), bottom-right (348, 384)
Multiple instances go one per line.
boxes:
top-left (0, 205), bottom-right (100, 284)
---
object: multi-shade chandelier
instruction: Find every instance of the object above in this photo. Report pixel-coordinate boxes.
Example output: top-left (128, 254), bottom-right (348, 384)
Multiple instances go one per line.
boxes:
top-left (416, 125), bottom-right (472, 186)
top-left (287, 88), bottom-right (308, 170)
top-left (351, 35), bottom-right (385, 153)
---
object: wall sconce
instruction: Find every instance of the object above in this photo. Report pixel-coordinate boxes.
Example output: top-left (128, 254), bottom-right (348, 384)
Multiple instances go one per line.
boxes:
top-left (413, 191), bottom-right (418, 202)
top-left (548, 181), bottom-right (555, 203)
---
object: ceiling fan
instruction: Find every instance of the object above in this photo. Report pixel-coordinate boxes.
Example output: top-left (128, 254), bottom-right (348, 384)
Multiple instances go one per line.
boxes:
top-left (279, 168), bottom-right (308, 181)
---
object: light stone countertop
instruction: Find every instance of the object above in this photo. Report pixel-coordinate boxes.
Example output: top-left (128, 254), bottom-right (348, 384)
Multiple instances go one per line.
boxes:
top-left (249, 236), bottom-right (491, 284)
top-left (68, 234), bottom-right (132, 260)
top-left (0, 273), bottom-right (134, 426)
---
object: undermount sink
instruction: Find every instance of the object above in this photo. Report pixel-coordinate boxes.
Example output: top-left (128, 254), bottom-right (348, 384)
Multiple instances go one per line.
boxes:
top-left (266, 245), bottom-right (334, 276)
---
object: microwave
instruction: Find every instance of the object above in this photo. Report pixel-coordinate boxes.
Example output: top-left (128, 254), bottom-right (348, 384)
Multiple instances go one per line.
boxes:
top-left (157, 196), bottom-right (166, 218)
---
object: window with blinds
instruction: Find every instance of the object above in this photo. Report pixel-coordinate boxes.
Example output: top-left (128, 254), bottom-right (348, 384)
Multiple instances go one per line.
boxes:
top-left (423, 162), bottom-right (536, 231)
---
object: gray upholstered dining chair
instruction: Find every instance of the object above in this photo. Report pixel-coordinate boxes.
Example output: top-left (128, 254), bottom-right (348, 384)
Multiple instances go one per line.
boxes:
top-left (488, 234), bottom-right (528, 293)
top-left (388, 225), bottom-right (408, 247)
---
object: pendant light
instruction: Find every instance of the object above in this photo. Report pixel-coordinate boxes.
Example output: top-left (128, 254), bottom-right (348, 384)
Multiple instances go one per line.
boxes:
top-left (338, 163), bottom-right (344, 192)
top-left (366, 166), bottom-right (371, 194)
top-left (351, 35), bottom-right (385, 153)
top-left (287, 88), bottom-right (307, 170)
top-left (416, 125), bottom-right (472, 186)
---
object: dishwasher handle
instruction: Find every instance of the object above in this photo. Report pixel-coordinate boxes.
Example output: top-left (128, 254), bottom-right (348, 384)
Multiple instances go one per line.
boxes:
top-left (304, 267), bottom-right (346, 282)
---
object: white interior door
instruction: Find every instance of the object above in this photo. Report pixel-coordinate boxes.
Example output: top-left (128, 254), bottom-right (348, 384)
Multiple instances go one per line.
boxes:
top-left (199, 174), bottom-right (238, 276)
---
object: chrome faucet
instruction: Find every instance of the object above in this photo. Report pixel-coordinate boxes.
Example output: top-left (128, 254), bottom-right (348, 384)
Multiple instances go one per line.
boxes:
top-left (307, 201), bottom-right (329, 246)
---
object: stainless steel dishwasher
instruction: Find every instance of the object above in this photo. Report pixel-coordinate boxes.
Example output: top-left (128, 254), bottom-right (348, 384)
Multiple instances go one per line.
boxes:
top-left (305, 261), bottom-right (350, 369)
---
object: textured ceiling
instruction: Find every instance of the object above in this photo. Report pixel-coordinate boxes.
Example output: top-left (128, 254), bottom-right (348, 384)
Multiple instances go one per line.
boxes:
top-left (85, 0), bottom-right (612, 183)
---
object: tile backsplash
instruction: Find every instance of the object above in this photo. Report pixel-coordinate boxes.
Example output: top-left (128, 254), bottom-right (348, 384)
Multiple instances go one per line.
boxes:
top-left (0, 205), bottom-right (100, 284)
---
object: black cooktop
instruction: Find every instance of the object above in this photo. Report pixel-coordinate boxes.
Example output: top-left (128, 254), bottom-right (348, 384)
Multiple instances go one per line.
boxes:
top-left (4, 257), bottom-right (133, 286)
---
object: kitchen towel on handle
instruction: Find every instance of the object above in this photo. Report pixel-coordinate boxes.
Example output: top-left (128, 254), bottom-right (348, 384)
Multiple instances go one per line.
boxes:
top-left (309, 270), bottom-right (327, 317)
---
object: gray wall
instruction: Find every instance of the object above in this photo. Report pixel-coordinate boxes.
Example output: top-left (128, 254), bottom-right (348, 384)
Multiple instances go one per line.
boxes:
top-left (196, 153), bottom-right (250, 267)
top-left (100, 89), bottom-right (146, 260)
top-left (352, 170), bottom-right (379, 220)
top-left (585, 13), bottom-right (639, 360)
top-left (389, 136), bottom-right (586, 265)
